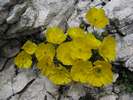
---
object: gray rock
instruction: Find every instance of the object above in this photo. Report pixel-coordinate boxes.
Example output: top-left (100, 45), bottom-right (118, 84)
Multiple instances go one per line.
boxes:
top-left (117, 34), bottom-right (133, 60)
top-left (116, 34), bottom-right (133, 71)
top-left (7, 3), bottom-right (27, 24)
top-left (104, 0), bottom-right (133, 35)
top-left (5, 0), bottom-right (78, 38)
top-left (7, 6), bottom-right (36, 36)
top-left (103, 85), bottom-right (113, 94)
top-left (19, 76), bottom-right (58, 100)
top-left (0, 59), bottom-right (15, 99)
top-left (125, 56), bottom-right (133, 71)
top-left (0, 24), bottom-right (8, 34)
top-left (48, 0), bottom-right (76, 30)
top-left (100, 94), bottom-right (118, 100)
top-left (113, 73), bottom-right (119, 83)
top-left (66, 84), bottom-right (86, 100)
top-left (0, 0), bottom-right (10, 7)
top-left (0, 10), bottom-right (8, 25)
top-left (2, 39), bottom-right (20, 57)
top-left (119, 94), bottom-right (133, 100)
top-left (0, 57), bottom-right (7, 71)
top-left (12, 70), bottom-right (36, 94)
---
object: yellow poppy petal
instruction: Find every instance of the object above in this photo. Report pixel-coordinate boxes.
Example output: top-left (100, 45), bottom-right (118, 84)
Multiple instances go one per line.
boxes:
top-left (45, 26), bottom-right (66, 44)
top-left (14, 51), bottom-right (32, 69)
top-left (67, 27), bottom-right (85, 39)
top-left (22, 40), bottom-right (37, 55)
top-left (99, 36), bottom-right (116, 62)
top-left (56, 42), bottom-right (74, 65)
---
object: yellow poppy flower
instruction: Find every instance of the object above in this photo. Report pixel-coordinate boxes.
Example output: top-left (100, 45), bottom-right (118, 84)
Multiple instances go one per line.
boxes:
top-left (22, 40), bottom-right (37, 55)
top-left (45, 27), bottom-right (66, 44)
top-left (67, 27), bottom-right (85, 39)
top-left (85, 7), bottom-right (109, 29)
top-left (71, 60), bottom-right (92, 83)
top-left (86, 33), bottom-right (101, 49)
top-left (48, 65), bottom-right (72, 85)
top-left (37, 57), bottom-right (56, 76)
top-left (37, 56), bottom-right (52, 70)
top-left (56, 42), bottom-right (74, 65)
top-left (70, 37), bottom-right (92, 61)
top-left (99, 35), bottom-right (116, 62)
top-left (14, 51), bottom-right (32, 69)
top-left (87, 60), bottom-right (113, 87)
top-left (35, 43), bottom-right (55, 61)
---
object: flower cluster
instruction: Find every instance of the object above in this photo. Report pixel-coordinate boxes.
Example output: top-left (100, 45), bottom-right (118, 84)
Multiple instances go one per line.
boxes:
top-left (14, 7), bottom-right (116, 87)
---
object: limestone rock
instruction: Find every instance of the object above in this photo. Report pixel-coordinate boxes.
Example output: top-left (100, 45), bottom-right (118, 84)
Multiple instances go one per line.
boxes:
top-left (7, 3), bottom-right (27, 24)
top-left (117, 34), bottom-right (133, 60)
top-left (104, 0), bottom-right (133, 35)
top-left (119, 94), bottom-right (133, 100)
top-left (3, 0), bottom-right (78, 38)
top-left (12, 70), bottom-right (36, 94)
top-left (1, 39), bottom-right (20, 58)
top-left (116, 34), bottom-right (133, 71)
top-left (66, 84), bottom-right (86, 100)
top-left (0, 59), bottom-right (16, 99)
top-left (19, 76), bottom-right (58, 100)
top-left (100, 94), bottom-right (118, 100)
top-left (0, 10), bottom-right (8, 25)
top-left (125, 56), bottom-right (133, 71)
top-left (0, 57), bottom-right (7, 71)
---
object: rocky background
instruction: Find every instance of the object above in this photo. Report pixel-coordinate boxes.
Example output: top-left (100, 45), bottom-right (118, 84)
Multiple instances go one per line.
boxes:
top-left (0, 0), bottom-right (133, 100)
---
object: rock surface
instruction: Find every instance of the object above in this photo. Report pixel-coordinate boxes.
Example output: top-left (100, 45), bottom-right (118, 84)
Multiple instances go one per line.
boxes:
top-left (0, 0), bottom-right (133, 100)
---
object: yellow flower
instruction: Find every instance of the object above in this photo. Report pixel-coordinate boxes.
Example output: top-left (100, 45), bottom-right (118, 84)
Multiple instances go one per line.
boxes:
top-left (56, 42), bottom-right (74, 65)
top-left (87, 60), bottom-right (113, 87)
top-left (67, 27), bottom-right (85, 39)
top-left (99, 35), bottom-right (116, 62)
top-left (48, 65), bottom-right (72, 85)
top-left (14, 51), bottom-right (32, 69)
top-left (86, 33), bottom-right (101, 49)
top-left (35, 43), bottom-right (55, 61)
top-left (22, 40), bottom-right (37, 55)
top-left (71, 60), bottom-right (92, 83)
top-left (70, 37), bottom-right (92, 61)
top-left (37, 56), bottom-right (52, 70)
top-left (45, 27), bottom-right (66, 44)
top-left (37, 57), bottom-right (56, 76)
top-left (85, 7), bottom-right (109, 29)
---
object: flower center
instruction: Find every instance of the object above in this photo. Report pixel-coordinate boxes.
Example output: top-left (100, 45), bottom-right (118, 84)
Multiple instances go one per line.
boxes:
top-left (95, 68), bottom-right (102, 76)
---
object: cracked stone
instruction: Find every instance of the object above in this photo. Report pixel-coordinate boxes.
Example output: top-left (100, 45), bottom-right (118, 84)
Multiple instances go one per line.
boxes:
top-left (48, 0), bottom-right (76, 30)
top-left (12, 70), bottom-right (36, 94)
top-left (9, 95), bottom-right (19, 100)
top-left (2, 39), bottom-right (20, 58)
top-left (7, 6), bottom-right (36, 36)
top-left (5, 0), bottom-right (78, 38)
top-left (0, 59), bottom-right (15, 100)
top-left (116, 34), bottom-right (133, 71)
top-left (7, 3), bottom-right (27, 24)
top-left (19, 76), bottom-right (58, 100)
top-left (117, 34), bottom-right (133, 60)
top-left (0, 57), bottom-right (7, 71)
top-left (104, 0), bottom-right (133, 35)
